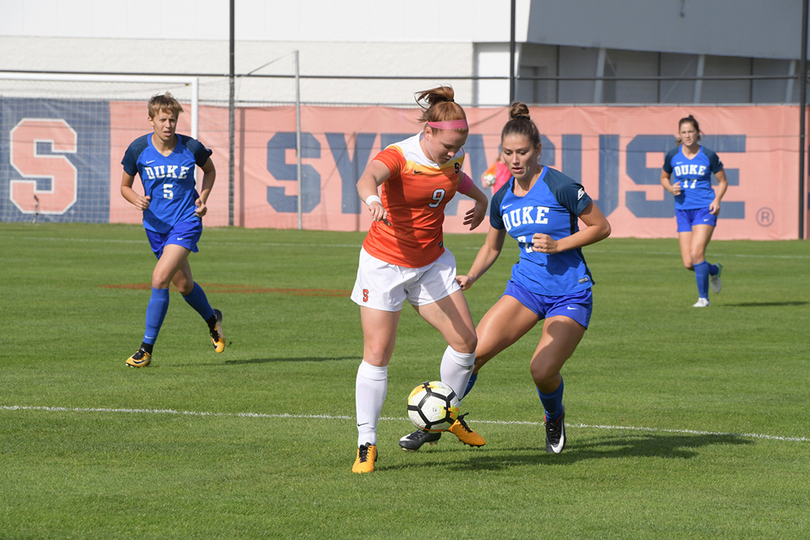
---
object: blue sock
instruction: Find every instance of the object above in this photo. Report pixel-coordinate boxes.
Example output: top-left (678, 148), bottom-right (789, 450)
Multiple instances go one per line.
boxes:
top-left (181, 282), bottom-right (215, 321)
top-left (144, 287), bottom-right (170, 345)
top-left (538, 377), bottom-right (564, 422)
top-left (463, 372), bottom-right (478, 398)
top-left (694, 261), bottom-right (710, 298)
top-left (707, 262), bottom-right (718, 276)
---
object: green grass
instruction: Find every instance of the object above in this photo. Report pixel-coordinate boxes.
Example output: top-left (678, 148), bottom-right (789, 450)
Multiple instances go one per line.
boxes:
top-left (1, 222), bottom-right (809, 539)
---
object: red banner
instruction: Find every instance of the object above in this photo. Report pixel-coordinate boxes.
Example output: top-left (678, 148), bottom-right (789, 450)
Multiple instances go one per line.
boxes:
top-left (109, 104), bottom-right (805, 240)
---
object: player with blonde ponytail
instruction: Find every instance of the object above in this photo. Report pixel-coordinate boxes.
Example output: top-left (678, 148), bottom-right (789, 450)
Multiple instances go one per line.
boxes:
top-left (350, 86), bottom-right (489, 473)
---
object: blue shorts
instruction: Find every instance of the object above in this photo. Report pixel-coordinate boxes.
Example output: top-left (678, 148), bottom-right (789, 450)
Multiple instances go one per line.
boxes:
top-left (503, 280), bottom-right (593, 329)
top-left (145, 219), bottom-right (202, 259)
top-left (676, 207), bottom-right (717, 232)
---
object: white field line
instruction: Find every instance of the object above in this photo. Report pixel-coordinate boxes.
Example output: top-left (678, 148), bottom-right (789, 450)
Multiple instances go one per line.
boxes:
top-left (3, 405), bottom-right (808, 443)
top-left (7, 235), bottom-right (810, 259)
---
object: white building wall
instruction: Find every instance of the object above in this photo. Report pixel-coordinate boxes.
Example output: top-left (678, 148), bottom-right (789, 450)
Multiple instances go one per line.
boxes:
top-left (473, 43), bottom-right (516, 106)
top-left (0, 0), bottom-right (804, 105)
top-left (0, 0), bottom-right (522, 43)
top-left (0, 0), bottom-right (530, 106)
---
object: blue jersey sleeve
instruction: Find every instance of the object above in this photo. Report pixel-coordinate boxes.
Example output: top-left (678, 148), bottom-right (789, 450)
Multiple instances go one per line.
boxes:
top-left (543, 168), bottom-right (592, 217)
top-left (121, 134), bottom-right (150, 176)
top-left (662, 147), bottom-right (678, 174)
top-left (703, 147), bottom-right (724, 174)
top-left (489, 181), bottom-right (510, 229)
top-left (178, 135), bottom-right (213, 167)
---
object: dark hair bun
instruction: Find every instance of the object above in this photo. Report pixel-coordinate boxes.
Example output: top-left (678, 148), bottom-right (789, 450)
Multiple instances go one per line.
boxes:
top-left (508, 102), bottom-right (531, 121)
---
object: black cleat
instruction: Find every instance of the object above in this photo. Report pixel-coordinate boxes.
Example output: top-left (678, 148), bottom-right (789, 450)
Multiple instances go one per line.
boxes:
top-left (399, 429), bottom-right (442, 451)
top-left (545, 412), bottom-right (566, 454)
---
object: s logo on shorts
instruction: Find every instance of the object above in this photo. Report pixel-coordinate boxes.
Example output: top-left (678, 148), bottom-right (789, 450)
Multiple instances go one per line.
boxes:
top-left (362, 289), bottom-right (369, 302)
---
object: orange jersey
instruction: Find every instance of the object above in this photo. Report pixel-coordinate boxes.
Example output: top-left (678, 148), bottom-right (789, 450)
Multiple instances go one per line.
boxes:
top-left (362, 132), bottom-right (465, 268)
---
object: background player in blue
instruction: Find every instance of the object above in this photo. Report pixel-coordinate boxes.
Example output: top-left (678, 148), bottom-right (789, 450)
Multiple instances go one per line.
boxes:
top-left (660, 115), bottom-right (728, 308)
top-left (120, 92), bottom-right (225, 367)
top-left (399, 103), bottom-right (611, 454)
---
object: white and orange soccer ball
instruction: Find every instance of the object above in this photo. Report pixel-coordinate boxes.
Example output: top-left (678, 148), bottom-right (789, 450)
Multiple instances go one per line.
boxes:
top-left (407, 381), bottom-right (460, 432)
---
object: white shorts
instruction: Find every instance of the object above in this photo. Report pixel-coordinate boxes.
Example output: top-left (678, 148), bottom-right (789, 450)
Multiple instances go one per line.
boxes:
top-left (351, 248), bottom-right (461, 311)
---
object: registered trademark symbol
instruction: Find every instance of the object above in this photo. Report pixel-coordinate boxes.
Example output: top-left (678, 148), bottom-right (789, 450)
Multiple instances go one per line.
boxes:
top-left (756, 207), bottom-right (774, 227)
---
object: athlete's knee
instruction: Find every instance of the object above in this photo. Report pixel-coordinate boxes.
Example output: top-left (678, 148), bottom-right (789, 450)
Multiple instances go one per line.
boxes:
top-left (455, 333), bottom-right (477, 355)
top-left (151, 272), bottom-right (173, 289)
top-left (165, 269), bottom-right (193, 294)
top-left (530, 361), bottom-right (559, 388)
top-left (176, 282), bottom-right (194, 296)
top-left (363, 342), bottom-right (393, 366)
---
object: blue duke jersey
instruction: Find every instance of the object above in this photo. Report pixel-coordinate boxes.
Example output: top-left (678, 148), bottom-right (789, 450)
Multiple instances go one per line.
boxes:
top-left (662, 145), bottom-right (723, 210)
top-left (121, 134), bottom-right (213, 233)
top-left (491, 167), bottom-right (595, 296)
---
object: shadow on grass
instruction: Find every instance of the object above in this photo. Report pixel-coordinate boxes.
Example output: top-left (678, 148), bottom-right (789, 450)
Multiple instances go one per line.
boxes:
top-left (171, 356), bottom-right (357, 367)
top-left (382, 433), bottom-right (754, 472)
top-left (724, 301), bottom-right (808, 307)
top-left (224, 356), bottom-right (358, 365)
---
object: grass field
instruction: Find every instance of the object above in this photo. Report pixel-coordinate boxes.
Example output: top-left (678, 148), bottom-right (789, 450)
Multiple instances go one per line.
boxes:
top-left (2, 222), bottom-right (809, 539)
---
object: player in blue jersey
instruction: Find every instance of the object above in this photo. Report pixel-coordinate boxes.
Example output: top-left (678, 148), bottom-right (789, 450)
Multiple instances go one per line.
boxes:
top-left (399, 102), bottom-right (611, 454)
top-left (120, 92), bottom-right (225, 367)
top-left (660, 115), bottom-right (728, 308)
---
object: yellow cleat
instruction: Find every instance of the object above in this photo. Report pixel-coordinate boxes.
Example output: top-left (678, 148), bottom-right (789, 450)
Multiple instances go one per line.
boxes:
top-left (448, 413), bottom-right (486, 447)
top-left (125, 348), bottom-right (151, 368)
top-left (352, 443), bottom-right (377, 473)
top-left (210, 309), bottom-right (226, 353)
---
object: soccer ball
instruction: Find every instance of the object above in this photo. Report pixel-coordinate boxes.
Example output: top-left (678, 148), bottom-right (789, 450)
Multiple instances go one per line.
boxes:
top-left (407, 381), bottom-right (460, 432)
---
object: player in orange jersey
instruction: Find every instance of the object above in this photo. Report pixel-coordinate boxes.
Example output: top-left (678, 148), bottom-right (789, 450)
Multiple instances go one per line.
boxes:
top-left (350, 86), bottom-right (489, 473)
top-left (481, 155), bottom-right (511, 193)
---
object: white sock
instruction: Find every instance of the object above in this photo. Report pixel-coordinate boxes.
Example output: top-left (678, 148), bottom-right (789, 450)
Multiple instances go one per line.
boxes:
top-left (355, 360), bottom-right (388, 446)
top-left (439, 345), bottom-right (475, 408)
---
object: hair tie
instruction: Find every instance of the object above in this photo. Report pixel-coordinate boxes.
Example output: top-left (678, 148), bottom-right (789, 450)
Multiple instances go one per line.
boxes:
top-left (427, 119), bottom-right (468, 130)
top-left (514, 114), bottom-right (530, 120)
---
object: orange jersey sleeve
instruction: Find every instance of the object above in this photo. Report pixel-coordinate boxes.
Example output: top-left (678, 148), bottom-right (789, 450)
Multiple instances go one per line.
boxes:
top-left (362, 133), bottom-right (464, 268)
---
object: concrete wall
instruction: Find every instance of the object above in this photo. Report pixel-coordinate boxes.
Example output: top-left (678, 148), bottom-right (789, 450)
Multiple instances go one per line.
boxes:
top-left (526, 0), bottom-right (805, 60)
